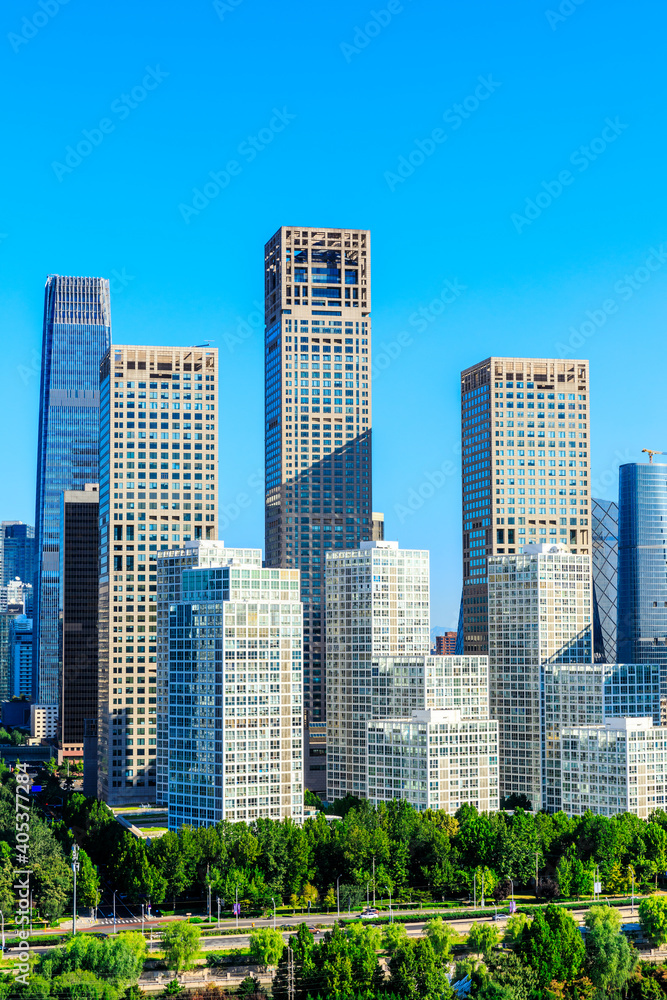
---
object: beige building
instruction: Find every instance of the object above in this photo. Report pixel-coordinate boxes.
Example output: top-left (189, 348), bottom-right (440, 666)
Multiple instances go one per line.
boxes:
top-left (97, 345), bottom-right (218, 805)
top-left (367, 709), bottom-right (499, 814)
top-left (561, 716), bottom-right (667, 819)
top-left (31, 703), bottom-right (58, 740)
top-left (461, 357), bottom-right (591, 655)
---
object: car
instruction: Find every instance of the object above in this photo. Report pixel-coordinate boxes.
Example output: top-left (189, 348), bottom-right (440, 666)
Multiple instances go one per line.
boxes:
top-left (359, 908), bottom-right (379, 919)
top-left (154, 908), bottom-right (163, 918)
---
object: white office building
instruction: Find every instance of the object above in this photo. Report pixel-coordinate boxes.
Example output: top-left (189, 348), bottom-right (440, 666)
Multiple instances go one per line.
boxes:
top-left (164, 548), bottom-right (303, 829)
top-left (325, 541), bottom-right (430, 800)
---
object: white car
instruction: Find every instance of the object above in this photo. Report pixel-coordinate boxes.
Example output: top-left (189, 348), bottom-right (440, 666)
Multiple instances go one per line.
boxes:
top-left (359, 908), bottom-right (380, 919)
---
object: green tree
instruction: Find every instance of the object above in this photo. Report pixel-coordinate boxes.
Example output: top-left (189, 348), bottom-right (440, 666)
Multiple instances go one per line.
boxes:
top-left (77, 849), bottom-right (102, 911)
top-left (640, 896), bottom-right (667, 946)
top-left (383, 921), bottom-right (409, 955)
top-left (389, 937), bottom-right (453, 1000)
top-left (249, 927), bottom-right (284, 970)
top-left (51, 970), bottom-right (118, 1000)
top-left (28, 818), bottom-right (72, 921)
top-left (425, 916), bottom-right (459, 958)
top-left (161, 922), bottom-right (201, 972)
top-left (467, 922), bottom-right (501, 957)
top-left (503, 912), bottom-right (531, 945)
top-left (516, 904), bottom-right (585, 989)
top-left (584, 904), bottom-right (637, 998)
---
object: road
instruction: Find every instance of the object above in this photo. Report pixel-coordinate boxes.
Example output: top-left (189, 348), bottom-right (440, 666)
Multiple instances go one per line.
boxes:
top-left (16, 901), bottom-right (644, 957)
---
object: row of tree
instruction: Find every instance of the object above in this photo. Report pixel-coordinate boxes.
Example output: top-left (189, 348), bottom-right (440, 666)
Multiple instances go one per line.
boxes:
top-left (5, 756), bottom-right (667, 920)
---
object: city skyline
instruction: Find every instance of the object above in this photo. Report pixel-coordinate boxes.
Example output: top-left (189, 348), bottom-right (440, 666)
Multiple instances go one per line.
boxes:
top-left (2, 0), bottom-right (665, 631)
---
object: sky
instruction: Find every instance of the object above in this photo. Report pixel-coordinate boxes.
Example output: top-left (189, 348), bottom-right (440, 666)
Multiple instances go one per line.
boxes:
top-left (1, 0), bottom-right (665, 628)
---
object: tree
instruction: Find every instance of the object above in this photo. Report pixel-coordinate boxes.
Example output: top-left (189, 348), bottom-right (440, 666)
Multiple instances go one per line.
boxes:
top-left (323, 887), bottom-right (336, 912)
top-left (467, 922), bottom-right (501, 957)
top-left (503, 912), bottom-right (531, 945)
top-left (161, 922), bottom-right (201, 973)
top-left (515, 904), bottom-right (585, 989)
top-left (249, 927), bottom-right (284, 970)
top-left (77, 849), bottom-right (102, 912)
top-left (584, 904), bottom-right (637, 997)
top-left (383, 921), bottom-right (409, 955)
top-left (389, 937), bottom-right (454, 999)
top-left (501, 793), bottom-right (533, 810)
top-left (537, 877), bottom-right (560, 901)
top-left (425, 916), bottom-right (459, 958)
top-left (301, 882), bottom-right (319, 911)
top-left (640, 896), bottom-right (667, 946)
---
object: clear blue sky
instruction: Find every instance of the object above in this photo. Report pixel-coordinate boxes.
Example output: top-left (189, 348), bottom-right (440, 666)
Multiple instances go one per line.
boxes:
top-left (1, 0), bottom-right (665, 628)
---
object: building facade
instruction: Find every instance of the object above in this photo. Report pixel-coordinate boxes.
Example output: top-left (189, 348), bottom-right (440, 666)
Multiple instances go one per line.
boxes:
top-left (97, 345), bottom-right (218, 805)
top-left (488, 544), bottom-right (593, 812)
top-left (155, 541), bottom-right (264, 805)
top-left (367, 709), bottom-right (499, 813)
top-left (34, 275), bottom-right (111, 704)
top-left (461, 357), bottom-right (591, 655)
top-left (435, 632), bottom-right (457, 655)
top-left (264, 226), bottom-right (373, 728)
top-left (542, 660), bottom-right (662, 812)
top-left (31, 703), bottom-right (58, 740)
top-left (561, 716), bottom-right (667, 819)
top-left (617, 462), bottom-right (667, 682)
top-left (325, 541), bottom-right (430, 800)
top-left (166, 559), bottom-right (303, 829)
top-left (59, 486), bottom-right (99, 757)
top-left (9, 615), bottom-right (32, 698)
top-left (591, 497), bottom-right (618, 663)
top-left (0, 523), bottom-right (34, 589)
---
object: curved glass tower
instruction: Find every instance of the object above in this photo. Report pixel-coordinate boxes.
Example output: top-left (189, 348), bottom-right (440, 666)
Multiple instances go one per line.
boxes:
top-left (618, 462), bottom-right (667, 682)
top-left (33, 275), bottom-right (111, 703)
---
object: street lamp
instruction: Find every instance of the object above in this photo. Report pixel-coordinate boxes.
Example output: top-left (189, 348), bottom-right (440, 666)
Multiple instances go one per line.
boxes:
top-left (336, 875), bottom-right (343, 920)
top-left (113, 891), bottom-right (117, 934)
top-left (71, 844), bottom-right (80, 936)
top-left (271, 898), bottom-right (276, 932)
top-left (141, 904), bottom-right (144, 936)
top-left (0, 910), bottom-right (4, 952)
top-left (217, 896), bottom-right (221, 929)
top-left (384, 886), bottom-right (392, 923)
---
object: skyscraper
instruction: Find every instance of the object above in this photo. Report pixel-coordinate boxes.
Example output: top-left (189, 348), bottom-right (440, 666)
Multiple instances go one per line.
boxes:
top-left (97, 344), bottom-right (218, 804)
top-left (488, 543), bottom-right (593, 812)
top-left (618, 462), bottom-right (667, 681)
top-left (9, 615), bottom-right (32, 698)
top-left (59, 486), bottom-right (99, 758)
top-left (34, 275), bottom-right (111, 704)
top-left (264, 226), bottom-right (373, 729)
top-left (460, 357), bottom-right (591, 655)
top-left (0, 522), bottom-right (34, 588)
top-left (591, 497), bottom-right (618, 662)
top-left (325, 540), bottom-right (430, 800)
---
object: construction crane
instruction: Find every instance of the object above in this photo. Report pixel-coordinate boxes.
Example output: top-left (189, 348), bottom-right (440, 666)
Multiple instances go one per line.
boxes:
top-left (642, 449), bottom-right (665, 464)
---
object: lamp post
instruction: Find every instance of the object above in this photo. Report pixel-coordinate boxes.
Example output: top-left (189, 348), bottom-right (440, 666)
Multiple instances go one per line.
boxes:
top-left (632, 874), bottom-right (635, 916)
top-left (113, 891), bottom-right (117, 934)
top-left (271, 898), bottom-right (276, 932)
top-left (336, 875), bottom-right (343, 920)
top-left (141, 904), bottom-right (144, 937)
top-left (217, 896), bottom-right (221, 929)
top-left (473, 872), bottom-right (477, 909)
top-left (384, 886), bottom-right (392, 923)
top-left (0, 910), bottom-right (4, 952)
top-left (71, 844), bottom-right (80, 936)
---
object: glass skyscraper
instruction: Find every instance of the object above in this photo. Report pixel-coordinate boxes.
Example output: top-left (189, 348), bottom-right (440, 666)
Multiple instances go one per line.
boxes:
top-left (263, 227), bottom-right (373, 729)
top-left (618, 462), bottom-right (667, 682)
top-left (591, 497), bottom-right (618, 663)
top-left (0, 522), bottom-right (34, 587)
top-left (33, 275), bottom-right (111, 704)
